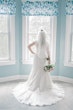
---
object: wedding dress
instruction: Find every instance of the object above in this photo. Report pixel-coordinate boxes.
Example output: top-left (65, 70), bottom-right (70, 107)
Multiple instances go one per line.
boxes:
top-left (12, 41), bottom-right (64, 106)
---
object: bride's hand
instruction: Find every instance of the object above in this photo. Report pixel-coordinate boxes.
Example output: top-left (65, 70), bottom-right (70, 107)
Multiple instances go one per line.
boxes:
top-left (48, 67), bottom-right (54, 72)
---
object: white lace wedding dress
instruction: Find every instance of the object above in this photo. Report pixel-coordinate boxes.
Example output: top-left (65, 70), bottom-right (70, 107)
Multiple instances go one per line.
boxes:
top-left (12, 41), bottom-right (64, 106)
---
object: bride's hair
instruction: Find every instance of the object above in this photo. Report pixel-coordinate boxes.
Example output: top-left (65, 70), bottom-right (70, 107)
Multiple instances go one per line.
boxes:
top-left (37, 29), bottom-right (47, 46)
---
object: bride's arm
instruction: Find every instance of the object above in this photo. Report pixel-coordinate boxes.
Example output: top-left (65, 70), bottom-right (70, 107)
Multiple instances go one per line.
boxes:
top-left (46, 42), bottom-right (51, 64)
top-left (28, 41), bottom-right (36, 54)
top-left (46, 42), bottom-right (54, 72)
top-left (47, 56), bottom-right (51, 64)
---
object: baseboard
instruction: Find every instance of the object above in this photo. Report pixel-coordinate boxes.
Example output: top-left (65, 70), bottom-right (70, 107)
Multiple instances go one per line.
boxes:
top-left (0, 75), bottom-right (20, 83)
top-left (55, 76), bottom-right (73, 84)
top-left (19, 75), bottom-right (73, 84)
top-left (0, 75), bottom-right (73, 84)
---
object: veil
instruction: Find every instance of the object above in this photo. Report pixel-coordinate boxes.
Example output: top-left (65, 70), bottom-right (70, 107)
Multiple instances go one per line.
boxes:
top-left (37, 29), bottom-right (48, 58)
top-left (37, 29), bottom-right (47, 47)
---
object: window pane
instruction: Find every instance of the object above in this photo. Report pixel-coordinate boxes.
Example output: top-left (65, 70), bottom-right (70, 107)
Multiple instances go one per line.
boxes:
top-left (29, 16), bottom-right (51, 39)
top-left (0, 34), bottom-right (9, 59)
top-left (0, 15), bottom-right (8, 33)
top-left (0, 15), bottom-right (9, 60)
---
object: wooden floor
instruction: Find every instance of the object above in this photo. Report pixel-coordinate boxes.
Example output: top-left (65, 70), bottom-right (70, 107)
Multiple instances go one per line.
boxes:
top-left (0, 80), bottom-right (73, 110)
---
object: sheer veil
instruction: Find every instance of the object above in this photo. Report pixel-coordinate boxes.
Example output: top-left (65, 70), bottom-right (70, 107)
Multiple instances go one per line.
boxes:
top-left (37, 29), bottom-right (47, 47)
top-left (36, 29), bottom-right (48, 58)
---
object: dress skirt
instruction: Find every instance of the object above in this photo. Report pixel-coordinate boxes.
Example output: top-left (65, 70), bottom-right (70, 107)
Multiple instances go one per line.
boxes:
top-left (12, 54), bottom-right (64, 106)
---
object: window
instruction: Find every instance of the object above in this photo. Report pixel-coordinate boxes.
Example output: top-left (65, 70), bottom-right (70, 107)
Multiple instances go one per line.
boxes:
top-left (0, 15), bottom-right (9, 60)
top-left (0, 15), bottom-right (15, 66)
top-left (22, 16), bottom-right (57, 64)
top-left (64, 15), bottom-right (73, 67)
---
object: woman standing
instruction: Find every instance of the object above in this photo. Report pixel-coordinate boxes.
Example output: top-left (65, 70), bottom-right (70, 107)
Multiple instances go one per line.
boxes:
top-left (13, 29), bottom-right (64, 106)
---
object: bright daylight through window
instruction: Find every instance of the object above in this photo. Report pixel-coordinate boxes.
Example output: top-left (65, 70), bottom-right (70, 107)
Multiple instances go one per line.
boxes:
top-left (0, 15), bottom-right (9, 60)
top-left (22, 16), bottom-right (57, 64)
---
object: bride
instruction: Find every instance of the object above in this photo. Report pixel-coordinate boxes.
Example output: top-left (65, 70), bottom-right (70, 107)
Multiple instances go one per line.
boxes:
top-left (13, 29), bottom-right (64, 106)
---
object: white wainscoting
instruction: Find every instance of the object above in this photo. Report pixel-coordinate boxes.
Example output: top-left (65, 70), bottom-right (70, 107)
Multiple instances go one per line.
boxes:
top-left (0, 75), bottom-right (73, 84)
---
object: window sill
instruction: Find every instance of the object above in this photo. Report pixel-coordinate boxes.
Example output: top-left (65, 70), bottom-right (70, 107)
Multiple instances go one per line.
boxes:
top-left (64, 61), bottom-right (73, 67)
top-left (0, 60), bottom-right (16, 66)
top-left (22, 59), bottom-right (33, 64)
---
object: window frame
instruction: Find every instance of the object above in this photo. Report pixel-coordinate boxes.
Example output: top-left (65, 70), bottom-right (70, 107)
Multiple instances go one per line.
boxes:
top-left (22, 16), bottom-right (57, 64)
top-left (0, 15), bottom-right (16, 66)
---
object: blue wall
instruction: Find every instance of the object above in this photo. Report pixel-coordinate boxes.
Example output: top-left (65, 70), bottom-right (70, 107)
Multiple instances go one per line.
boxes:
top-left (0, 0), bottom-right (73, 79)
top-left (59, 0), bottom-right (73, 78)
